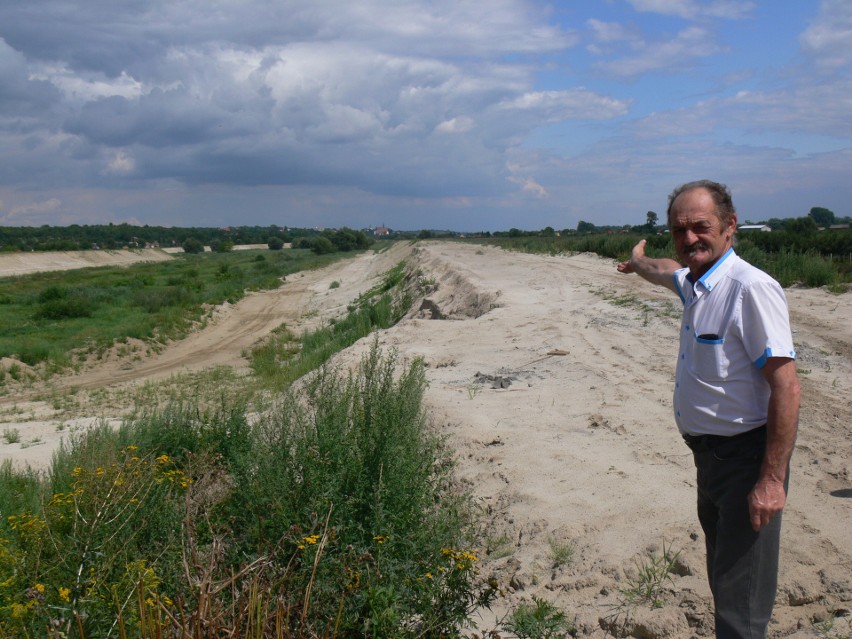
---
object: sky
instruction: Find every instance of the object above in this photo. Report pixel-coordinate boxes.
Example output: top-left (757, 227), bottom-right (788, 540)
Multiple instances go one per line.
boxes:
top-left (0, 1), bottom-right (850, 232)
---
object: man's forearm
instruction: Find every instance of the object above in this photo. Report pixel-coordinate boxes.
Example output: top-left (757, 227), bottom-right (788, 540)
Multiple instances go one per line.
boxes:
top-left (631, 255), bottom-right (682, 290)
top-left (760, 372), bottom-right (800, 484)
top-left (749, 358), bottom-right (799, 530)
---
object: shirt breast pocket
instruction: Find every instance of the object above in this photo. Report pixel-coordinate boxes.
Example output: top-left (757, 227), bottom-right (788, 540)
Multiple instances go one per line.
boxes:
top-left (691, 334), bottom-right (729, 381)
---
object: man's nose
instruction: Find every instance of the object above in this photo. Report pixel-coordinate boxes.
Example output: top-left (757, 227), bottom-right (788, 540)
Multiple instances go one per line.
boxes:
top-left (683, 229), bottom-right (698, 244)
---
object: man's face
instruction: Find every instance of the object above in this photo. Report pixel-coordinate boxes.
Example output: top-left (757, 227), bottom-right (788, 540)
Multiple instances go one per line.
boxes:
top-left (669, 187), bottom-right (737, 279)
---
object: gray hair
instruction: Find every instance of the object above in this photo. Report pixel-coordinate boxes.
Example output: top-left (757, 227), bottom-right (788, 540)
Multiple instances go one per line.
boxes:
top-left (667, 180), bottom-right (736, 227)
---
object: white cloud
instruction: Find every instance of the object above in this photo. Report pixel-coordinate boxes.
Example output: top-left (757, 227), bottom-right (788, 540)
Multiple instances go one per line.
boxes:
top-left (593, 25), bottom-right (724, 77)
top-left (626, 0), bottom-right (755, 20)
top-left (105, 150), bottom-right (135, 175)
top-left (508, 175), bottom-right (548, 198)
top-left (435, 117), bottom-right (475, 134)
top-left (29, 66), bottom-right (143, 103)
top-left (9, 197), bottom-right (61, 218)
top-left (587, 19), bottom-right (641, 46)
top-left (498, 89), bottom-right (630, 121)
top-left (800, 0), bottom-right (852, 70)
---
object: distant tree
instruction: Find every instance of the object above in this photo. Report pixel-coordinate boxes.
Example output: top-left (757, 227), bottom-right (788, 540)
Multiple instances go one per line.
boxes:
top-left (577, 220), bottom-right (597, 233)
top-left (809, 207), bottom-right (835, 227)
top-left (418, 230), bottom-right (434, 239)
top-left (508, 228), bottom-right (523, 238)
top-left (646, 211), bottom-right (658, 231)
top-left (541, 226), bottom-right (556, 237)
top-left (267, 236), bottom-right (284, 250)
top-left (311, 236), bottom-right (335, 255)
top-left (210, 239), bottom-right (233, 253)
top-left (182, 237), bottom-right (204, 254)
top-left (786, 216), bottom-right (818, 235)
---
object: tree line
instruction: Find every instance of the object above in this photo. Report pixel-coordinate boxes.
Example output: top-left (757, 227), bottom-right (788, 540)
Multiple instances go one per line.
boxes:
top-left (0, 223), bottom-right (373, 255)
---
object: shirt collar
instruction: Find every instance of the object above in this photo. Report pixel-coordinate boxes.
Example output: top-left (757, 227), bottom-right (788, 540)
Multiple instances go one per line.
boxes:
top-left (685, 247), bottom-right (736, 293)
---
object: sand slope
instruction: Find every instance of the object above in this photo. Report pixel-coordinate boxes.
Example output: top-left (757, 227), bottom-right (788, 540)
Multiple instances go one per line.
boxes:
top-left (1, 242), bottom-right (849, 638)
top-left (0, 248), bottom-right (173, 276)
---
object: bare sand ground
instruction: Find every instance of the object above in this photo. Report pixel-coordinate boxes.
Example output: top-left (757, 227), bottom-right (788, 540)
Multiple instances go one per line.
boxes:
top-left (0, 248), bottom-right (173, 276)
top-left (1, 242), bottom-right (849, 638)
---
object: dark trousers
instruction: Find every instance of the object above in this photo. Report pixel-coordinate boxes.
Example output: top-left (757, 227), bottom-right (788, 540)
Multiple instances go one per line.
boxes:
top-left (684, 426), bottom-right (786, 639)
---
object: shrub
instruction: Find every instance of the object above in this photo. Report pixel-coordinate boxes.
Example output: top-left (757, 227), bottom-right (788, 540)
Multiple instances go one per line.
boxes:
top-left (0, 344), bottom-right (493, 638)
top-left (311, 236), bottom-right (335, 255)
top-left (181, 237), bottom-right (204, 254)
top-left (502, 596), bottom-right (576, 639)
top-left (32, 297), bottom-right (92, 320)
top-left (1, 431), bottom-right (187, 638)
top-left (38, 285), bottom-right (69, 303)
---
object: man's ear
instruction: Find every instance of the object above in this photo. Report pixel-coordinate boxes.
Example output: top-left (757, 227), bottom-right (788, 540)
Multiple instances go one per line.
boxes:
top-left (726, 213), bottom-right (738, 237)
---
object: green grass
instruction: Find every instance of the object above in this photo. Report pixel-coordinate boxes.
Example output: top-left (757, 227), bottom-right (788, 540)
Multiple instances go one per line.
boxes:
top-left (250, 261), bottom-right (412, 390)
top-left (621, 542), bottom-right (681, 609)
top-left (0, 248), bottom-right (350, 372)
top-left (0, 343), bottom-right (494, 638)
top-left (548, 538), bottom-right (576, 569)
top-left (501, 596), bottom-right (576, 639)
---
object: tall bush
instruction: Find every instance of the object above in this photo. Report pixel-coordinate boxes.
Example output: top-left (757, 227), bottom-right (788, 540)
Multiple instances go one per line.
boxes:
top-left (0, 343), bottom-right (492, 638)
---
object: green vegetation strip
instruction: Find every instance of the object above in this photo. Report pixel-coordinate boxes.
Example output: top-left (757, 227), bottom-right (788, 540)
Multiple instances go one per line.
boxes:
top-left (0, 249), bottom-right (350, 375)
top-left (250, 260), bottom-right (410, 389)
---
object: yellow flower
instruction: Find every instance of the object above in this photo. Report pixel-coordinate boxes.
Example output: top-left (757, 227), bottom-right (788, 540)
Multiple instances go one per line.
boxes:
top-left (126, 445), bottom-right (138, 451)
top-left (34, 583), bottom-right (45, 593)
top-left (58, 587), bottom-right (71, 602)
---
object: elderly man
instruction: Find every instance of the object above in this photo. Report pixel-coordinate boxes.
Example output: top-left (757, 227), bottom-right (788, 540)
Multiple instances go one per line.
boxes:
top-left (617, 180), bottom-right (800, 639)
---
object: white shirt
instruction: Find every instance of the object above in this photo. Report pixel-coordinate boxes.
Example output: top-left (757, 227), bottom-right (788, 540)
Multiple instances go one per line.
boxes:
top-left (672, 248), bottom-right (796, 436)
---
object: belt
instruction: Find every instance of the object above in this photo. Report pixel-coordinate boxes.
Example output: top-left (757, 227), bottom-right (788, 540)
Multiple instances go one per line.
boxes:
top-left (682, 425), bottom-right (766, 453)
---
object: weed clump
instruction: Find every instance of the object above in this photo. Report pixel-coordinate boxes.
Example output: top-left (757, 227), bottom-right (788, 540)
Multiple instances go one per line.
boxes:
top-left (0, 343), bottom-right (493, 637)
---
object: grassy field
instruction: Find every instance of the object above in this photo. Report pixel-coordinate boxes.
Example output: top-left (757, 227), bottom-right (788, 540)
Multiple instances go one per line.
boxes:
top-left (0, 248), bottom-right (355, 377)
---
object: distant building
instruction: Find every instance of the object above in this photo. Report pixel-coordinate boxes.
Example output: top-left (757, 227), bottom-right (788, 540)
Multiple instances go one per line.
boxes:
top-left (374, 226), bottom-right (391, 236)
top-left (828, 224), bottom-right (850, 231)
top-left (738, 224), bottom-right (772, 232)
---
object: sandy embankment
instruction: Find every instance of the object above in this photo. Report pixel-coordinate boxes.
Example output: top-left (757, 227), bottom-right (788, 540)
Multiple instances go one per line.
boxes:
top-left (0, 248), bottom-right (174, 277)
top-left (0, 242), bottom-right (849, 638)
